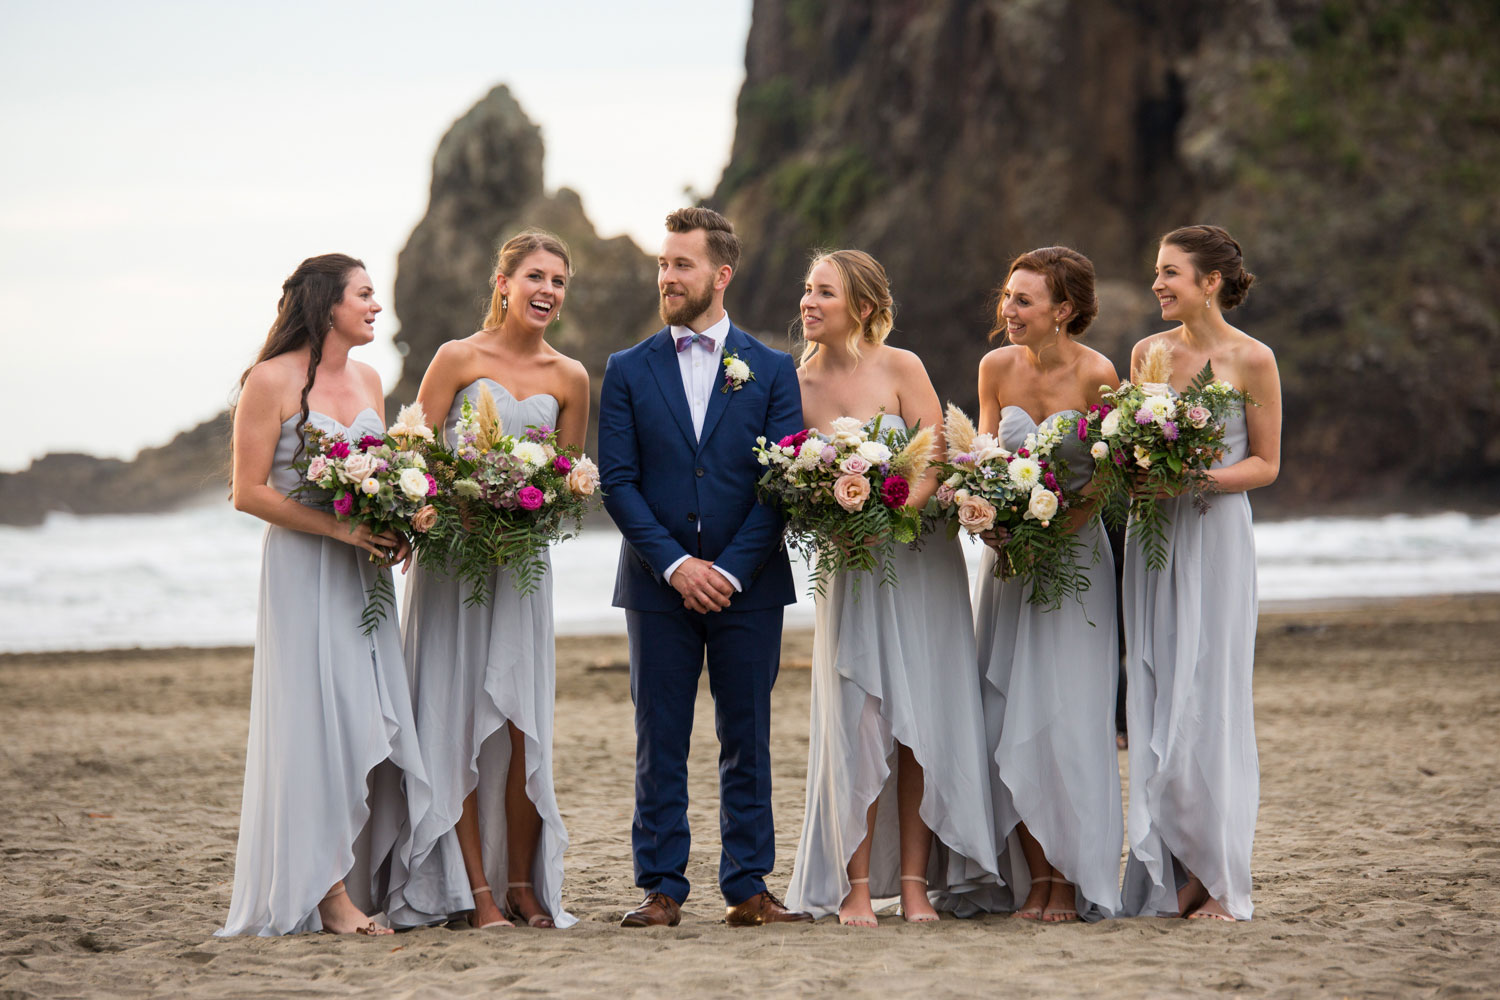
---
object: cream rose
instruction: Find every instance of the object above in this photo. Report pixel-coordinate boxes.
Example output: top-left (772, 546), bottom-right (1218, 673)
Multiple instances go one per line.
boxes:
top-left (829, 416), bottom-right (865, 448)
top-left (833, 473), bottom-right (871, 512)
top-left (411, 504), bottom-right (439, 533)
top-left (956, 495), bottom-right (997, 533)
top-left (1101, 409), bottom-right (1122, 437)
top-left (566, 458), bottom-right (600, 496)
top-left (856, 440), bottom-right (892, 465)
top-left (341, 452), bottom-right (376, 484)
top-left (1027, 486), bottom-right (1059, 521)
top-left (398, 467), bottom-right (430, 500)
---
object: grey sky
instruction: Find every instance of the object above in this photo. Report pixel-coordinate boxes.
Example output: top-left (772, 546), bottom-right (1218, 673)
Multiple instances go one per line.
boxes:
top-left (0, 0), bottom-right (753, 469)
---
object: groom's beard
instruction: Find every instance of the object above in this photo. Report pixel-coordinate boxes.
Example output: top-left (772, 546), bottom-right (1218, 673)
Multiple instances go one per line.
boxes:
top-left (659, 278), bottom-right (714, 328)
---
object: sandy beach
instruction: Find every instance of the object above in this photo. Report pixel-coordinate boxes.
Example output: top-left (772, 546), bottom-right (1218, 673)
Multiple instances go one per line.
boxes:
top-left (2, 594), bottom-right (1497, 998)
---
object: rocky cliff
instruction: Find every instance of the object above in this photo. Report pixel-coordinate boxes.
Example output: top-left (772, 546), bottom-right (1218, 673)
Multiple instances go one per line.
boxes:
top-left (711, 0), bottom-right (1500, 509)
top-left (6, 3), bottom-right (1496, 523)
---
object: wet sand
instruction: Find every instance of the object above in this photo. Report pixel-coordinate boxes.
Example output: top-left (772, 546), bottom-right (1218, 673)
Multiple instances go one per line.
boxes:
top-left (2, 594), bottom-right (1497, 998)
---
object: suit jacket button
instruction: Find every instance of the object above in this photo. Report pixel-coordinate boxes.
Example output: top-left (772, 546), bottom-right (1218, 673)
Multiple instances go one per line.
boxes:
top-left (687, 512), bottom-right (697, 522)
top-left (695, 467), bottom-right (705, 477)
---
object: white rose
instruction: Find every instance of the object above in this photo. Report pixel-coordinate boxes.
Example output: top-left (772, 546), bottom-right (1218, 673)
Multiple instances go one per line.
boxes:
top-left (1027, 486), bottom-right (1058, 521)
top-left (1009, 456), bottom-right (1041, 490)
top-left (1101, 409), bottom-right (1122, 437)
top-left (398, 467), bottom-right (430, 500)
top-left (856, 440), bottom-right (892, 464)
top-left (1090, 441), bottom-right (1109, 461)
top-left (511, 440), bottom-right (548, 470)
top-left (360, 477), bottom-right (380, 495)
top-left (829, 416), bottom-right (865, 448)
top-left (1142, 381), bottom-right (1171, 397)
top-left (976, 442), bottom-right (1011, 464)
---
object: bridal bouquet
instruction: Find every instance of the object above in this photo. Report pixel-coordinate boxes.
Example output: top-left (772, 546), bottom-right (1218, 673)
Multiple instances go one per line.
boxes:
top-left (418, 386), bottom-right (602, 604)
top-left (928, 404), bottom-right (1090, 610)
top-left (752, 413), bottom-right (936, 595)
top-left (295, 403), bottom-right (437, 633)
top-left (1083, 342), bottom-right (1253, 570)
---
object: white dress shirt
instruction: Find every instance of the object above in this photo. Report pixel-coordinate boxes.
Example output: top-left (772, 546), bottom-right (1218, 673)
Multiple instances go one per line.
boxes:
top-left (663, 313), bottom-right (742, 594)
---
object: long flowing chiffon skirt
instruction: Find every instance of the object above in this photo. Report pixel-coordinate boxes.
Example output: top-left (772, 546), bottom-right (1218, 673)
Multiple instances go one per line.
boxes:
top-left (218, 526), bottom-right (431, 936)
top-left (786, 538), bottom-right (997, 919)
top-left (970, 519), bottom-right (1123, 919)
top-left (1122, 490), bottom-right (1259, 920)
top-left (384, 553), bottom-right (575, 928)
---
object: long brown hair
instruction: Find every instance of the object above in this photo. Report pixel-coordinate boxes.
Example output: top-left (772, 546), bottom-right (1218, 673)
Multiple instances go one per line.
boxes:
top-left (232, 253), bottom-right (366, 474)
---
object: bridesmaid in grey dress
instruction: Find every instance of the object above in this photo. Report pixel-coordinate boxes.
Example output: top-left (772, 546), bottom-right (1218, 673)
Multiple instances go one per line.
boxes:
top-left (220, 254), bottom-right (430, 936)
top-left (784, 251), bottom-right (997, 926)
top-left (384, 230), bottom-right (590, 930)
top-left (971, 247), bottom-right (1124, 922)
top-left (1121, 226), bottom-right (1282, 922)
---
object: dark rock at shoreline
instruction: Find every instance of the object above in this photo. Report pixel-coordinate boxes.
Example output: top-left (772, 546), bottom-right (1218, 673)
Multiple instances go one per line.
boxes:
top-left (0, 414), bottom-right (230, 526)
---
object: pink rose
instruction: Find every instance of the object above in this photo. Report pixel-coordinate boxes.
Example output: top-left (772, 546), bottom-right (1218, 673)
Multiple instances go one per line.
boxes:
top-left (306, 456), bottom-right (328, 481)
top-left (833, 473), bottom-right (871, 512)
top-left (333, 493), bottom-right (354, 516)
top-left (411, 504), bottom-right (438, 533)
top-left (839, 454), bottom-right (871, 475)
top-left (326, 440), bottom-right (350, 459)
top-left (935, 483), bottom-right (956, 505)
top-left (1187, 405), bottom-right (1211, 429)
top-left (553, 455), bottom-right (573, 474)
top-left (516, 485), bottom-right (545, 511)
top-left (357, 434), bottom-right (384, 452)
top-left (956, 495), bottom-right (997, 533)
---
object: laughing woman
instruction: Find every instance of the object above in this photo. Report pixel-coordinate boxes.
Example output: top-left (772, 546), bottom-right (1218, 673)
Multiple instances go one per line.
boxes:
top-left (384, 230), bottom-right (589, 930)
top-left (785, 250), bottom-right (997, 926)
top-left (220, 254), bottom-right (430, 936)
top-left (1121, 225), bottom-right (1281, 922)
top-left (969, 247), bottom-right (1124, 923)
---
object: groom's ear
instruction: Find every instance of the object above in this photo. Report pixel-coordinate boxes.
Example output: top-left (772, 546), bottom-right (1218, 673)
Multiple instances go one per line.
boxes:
top-left (714, 264), bottom-right (734, 292)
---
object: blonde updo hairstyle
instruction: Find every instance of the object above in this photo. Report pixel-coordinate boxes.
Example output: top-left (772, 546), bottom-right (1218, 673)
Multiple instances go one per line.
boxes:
top-left (798, 249), bottom-right (895, 366)
top-left (482, 228), bottom-right (574, 329)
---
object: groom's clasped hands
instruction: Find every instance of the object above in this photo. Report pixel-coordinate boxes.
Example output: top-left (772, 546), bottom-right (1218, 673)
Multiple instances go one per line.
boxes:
top-left (670, 556), bottom-right (737, 613)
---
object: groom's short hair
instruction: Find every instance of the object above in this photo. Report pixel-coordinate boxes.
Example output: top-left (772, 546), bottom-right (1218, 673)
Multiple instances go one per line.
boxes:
top-left (665, 207), bottom-right (741, 272)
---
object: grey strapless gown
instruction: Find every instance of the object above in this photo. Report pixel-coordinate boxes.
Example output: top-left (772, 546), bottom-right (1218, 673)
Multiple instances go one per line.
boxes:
top-left (1121, 409), bottom-right (1259, 920)
top-left (786, 415), bottom-right (998, 919)
top-left (385, 379), bottom-right (576, 928)
top-left (963, 408), bottom-right (1122, 919)
top-left (218, 409), bottom-right (432, 937)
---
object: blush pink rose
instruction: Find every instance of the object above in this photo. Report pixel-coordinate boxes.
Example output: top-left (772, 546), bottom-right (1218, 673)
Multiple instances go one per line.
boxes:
top-left (956, 495), bottom-right (997, 533)
top-left (411, 504), bottom-right (438, 533)
top-left (833, 473), bottom-right (871, 512)
top-left (839, 454), bottom-right (871, 475)
top-left (566, 459), bottom-right (599, 496)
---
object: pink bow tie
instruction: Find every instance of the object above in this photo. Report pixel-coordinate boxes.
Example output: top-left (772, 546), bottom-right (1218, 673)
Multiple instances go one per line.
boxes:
top-left (675, 332), bottom-right (716, 353)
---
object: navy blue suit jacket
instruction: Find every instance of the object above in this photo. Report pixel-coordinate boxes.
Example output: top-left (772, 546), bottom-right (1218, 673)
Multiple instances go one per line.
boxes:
top-left (600, 323), bottom-right (803, 612)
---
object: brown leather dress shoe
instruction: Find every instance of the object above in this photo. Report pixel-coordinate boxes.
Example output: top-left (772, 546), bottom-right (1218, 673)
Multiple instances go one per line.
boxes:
top-left (620, 892), bottom-right (682, 928)
top-left (724, 890), bottom-right (814, 926)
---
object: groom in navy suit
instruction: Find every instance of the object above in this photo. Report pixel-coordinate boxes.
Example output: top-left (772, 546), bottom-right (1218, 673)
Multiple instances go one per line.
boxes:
top-left (599, 208), bottom-right (810, 927)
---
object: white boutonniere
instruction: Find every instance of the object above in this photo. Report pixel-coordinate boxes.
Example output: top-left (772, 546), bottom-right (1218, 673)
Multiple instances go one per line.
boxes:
top-left (721, 351), bottom-right (754, 394)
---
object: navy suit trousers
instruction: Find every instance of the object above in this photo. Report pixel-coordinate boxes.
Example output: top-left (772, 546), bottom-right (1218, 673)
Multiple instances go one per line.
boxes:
top-left (626, 604), bottom-right (784, 906)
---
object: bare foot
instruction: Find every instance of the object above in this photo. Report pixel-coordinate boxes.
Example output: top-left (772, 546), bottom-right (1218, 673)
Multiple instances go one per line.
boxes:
top-left (1041, 879), bottom-right (1079, 923)
top-left (504, 883), bottom-right (555, 929)
top-left (468, 885), bottom-right (513, 930)
top-left (900, 875), bottom-right (938, 924)
top-left (318, 884), bottom-right (393, 935)
top-left (1176, 875), bottom-right (1209, 917)
top-left (1186, 895), bottom-right (1235, 922)
top-left (838, 878), bottom-right (877, 928)
top-left (1012, 875), bottom-right (1051, 920)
